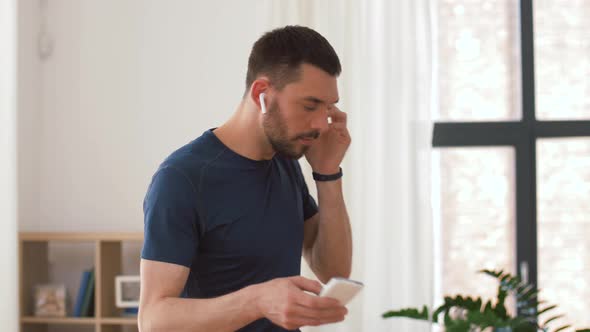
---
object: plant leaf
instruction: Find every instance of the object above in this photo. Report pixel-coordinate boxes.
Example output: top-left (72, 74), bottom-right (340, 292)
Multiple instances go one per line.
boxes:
top-left (382, 306), bottom-right (429, 321)
top-left (537, 304), bottom-right (557, 316)
top-left (543, 314), bottom-right (565, 326)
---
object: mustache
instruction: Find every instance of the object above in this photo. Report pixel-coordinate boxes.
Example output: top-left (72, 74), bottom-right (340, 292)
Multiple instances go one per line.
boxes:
top-left (295, 131), bottom-right (320, 140)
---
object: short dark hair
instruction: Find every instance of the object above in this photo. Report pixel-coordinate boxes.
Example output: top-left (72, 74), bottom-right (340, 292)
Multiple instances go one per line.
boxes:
top-left (245, 25), bottom-right (341, 93)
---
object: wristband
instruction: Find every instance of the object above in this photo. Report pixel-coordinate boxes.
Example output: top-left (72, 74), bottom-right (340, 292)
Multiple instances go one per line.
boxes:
top-left (312, 167), bottom-right (343, 182)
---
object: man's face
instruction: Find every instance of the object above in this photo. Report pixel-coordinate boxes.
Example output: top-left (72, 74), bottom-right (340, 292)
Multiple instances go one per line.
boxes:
top-left (262, 64), bottom-right (339, 159)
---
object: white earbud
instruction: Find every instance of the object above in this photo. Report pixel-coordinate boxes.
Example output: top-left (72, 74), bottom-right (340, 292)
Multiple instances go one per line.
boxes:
top-left (259, 92), bottom-right (267, 114)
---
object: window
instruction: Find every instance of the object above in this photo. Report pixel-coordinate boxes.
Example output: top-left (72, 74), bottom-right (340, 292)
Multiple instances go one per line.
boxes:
top-left (433, 0), bottom-right (590, 327)
top-left (434, 147), bottom-right (516, 304)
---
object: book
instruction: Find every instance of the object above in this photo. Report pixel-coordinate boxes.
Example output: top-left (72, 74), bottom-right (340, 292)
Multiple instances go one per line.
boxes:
top-left (73, 270), bottom-right (91, 317)
top-left (81, 269), bottom-right (95, 317)
top-left (123, 307), bottom-right (138, 316)
top-left (87, 286), bottom-right (95, 317)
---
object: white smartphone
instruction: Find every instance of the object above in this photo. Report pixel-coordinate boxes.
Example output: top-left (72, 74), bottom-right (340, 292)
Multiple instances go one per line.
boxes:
top-left (319, 277), bottom-right (364, 305)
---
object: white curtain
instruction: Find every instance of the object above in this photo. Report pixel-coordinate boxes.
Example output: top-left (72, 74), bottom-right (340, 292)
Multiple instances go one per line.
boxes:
top-left (0, 0), bottom-right (19, 330)
top-left (256, 1), bottom-right (435, 331)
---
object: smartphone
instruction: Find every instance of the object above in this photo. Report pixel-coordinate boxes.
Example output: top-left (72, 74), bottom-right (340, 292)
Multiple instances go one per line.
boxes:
top-left (319, 277), bottom-right (364, 305)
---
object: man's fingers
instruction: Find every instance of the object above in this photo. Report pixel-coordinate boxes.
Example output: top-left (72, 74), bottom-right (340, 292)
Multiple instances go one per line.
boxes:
top-left (280, 315), bottom-right (320, 330)
top-left (329, 122), bottom-right (346, 129)
top-left (295, 290), bottom-right (342, 309)
top-left (290, 276), bottom-right (323, 295)
top-left (327, 125), bottom-right (351, 143)
top-left (285, 307), bottom-right (346, 329)
top-left (328, 106), bottom-right (347, 125)
top-left (294, 303), bottom-right (348, 320)
top-left (278, 277), bottom-right (348, 329)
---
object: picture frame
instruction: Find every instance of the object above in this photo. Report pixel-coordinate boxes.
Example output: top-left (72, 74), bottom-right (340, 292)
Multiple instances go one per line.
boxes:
top-left (115, 275), bottom-right (140, 308)
top-left (34, 284), bottom-right (67, 317)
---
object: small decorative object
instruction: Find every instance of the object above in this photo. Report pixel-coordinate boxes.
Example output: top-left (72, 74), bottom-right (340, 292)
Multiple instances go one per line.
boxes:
top-left (383, 269), bottom-right (590, 332)
top-left (115, 275), bottom-right (140, 308)
top-left (34, 284), bottom-right (66, 317)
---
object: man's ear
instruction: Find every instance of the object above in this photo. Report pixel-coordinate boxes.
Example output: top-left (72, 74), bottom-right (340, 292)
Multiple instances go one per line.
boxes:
top-left (250, 78), bottom-right (270, 114)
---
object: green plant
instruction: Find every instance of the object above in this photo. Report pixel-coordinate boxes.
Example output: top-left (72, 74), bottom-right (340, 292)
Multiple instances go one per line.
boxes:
top-left (383, 269), bottom-right (590, 332)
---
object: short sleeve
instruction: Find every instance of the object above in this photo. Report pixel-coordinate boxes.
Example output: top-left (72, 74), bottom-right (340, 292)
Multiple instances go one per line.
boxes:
top-left (141, 166), bottom-right (200, 268)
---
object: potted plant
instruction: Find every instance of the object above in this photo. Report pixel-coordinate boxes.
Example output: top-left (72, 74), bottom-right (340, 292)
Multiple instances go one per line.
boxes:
top-left (383, 269), bottom-right (590, 332)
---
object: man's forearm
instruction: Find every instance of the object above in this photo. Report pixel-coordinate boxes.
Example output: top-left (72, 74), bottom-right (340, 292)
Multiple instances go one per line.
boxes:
top-left (312, 178), bottom-right (353, 281)
top-left (139, 284), bottom-right (261, 332)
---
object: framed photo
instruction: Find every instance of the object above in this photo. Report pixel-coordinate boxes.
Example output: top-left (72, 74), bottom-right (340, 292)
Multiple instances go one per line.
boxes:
top-left (115, 275), bottom-right (140, 308)
top-left (34, 284), bottom-right (66, 317)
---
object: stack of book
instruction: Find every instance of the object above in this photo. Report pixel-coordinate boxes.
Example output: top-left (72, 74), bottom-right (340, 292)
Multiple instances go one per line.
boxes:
top-left (73, 268), bottom-right (95, 317)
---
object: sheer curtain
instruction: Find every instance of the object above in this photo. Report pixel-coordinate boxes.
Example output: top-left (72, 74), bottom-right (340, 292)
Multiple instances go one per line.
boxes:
top-left (0, 0), bottom-right (19, 330)
top-left (255, 0), bottom-right (435, 331)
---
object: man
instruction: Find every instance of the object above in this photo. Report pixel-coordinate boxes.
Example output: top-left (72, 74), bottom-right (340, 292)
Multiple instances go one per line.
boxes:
top-left (139, 25), bottom-right (353, 332)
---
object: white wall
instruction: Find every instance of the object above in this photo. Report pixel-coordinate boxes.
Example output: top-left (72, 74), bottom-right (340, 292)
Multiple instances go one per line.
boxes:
top-left (17, 0), bottom-right (42, 231)
top-left (20, 0), bottom-right (276, 232)
top-left (0, 0), bottom-right (19, 329)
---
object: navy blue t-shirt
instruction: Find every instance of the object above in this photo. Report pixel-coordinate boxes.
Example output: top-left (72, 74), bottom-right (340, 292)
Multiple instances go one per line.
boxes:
top-left (142, 129), bottom-right (318, 332)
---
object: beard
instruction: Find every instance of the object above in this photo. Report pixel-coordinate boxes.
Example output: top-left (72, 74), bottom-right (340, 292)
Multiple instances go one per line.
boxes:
top-left (262, 99), bottom-right (319, 159)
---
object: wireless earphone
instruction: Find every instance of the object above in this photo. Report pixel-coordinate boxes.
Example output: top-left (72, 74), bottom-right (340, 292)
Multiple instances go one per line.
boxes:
top-left (259, 92), bottom-right (267, 114)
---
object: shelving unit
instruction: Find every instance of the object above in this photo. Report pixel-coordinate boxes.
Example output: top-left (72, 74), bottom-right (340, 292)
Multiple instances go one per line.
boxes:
top-left (19, 232), bottom-right (143, 332)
